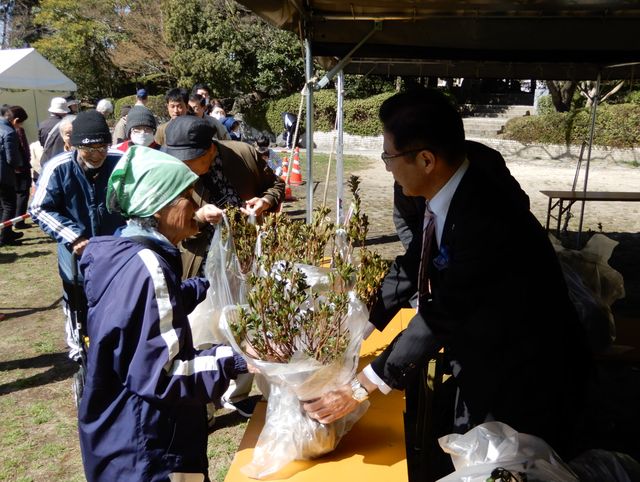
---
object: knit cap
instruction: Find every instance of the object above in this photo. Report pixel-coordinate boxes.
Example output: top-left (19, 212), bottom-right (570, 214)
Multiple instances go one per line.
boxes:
top-left (71, 110), bottom-right (112, 146)
top-left (126, 106), bottom-right (157, 138)
top-left (107, 145), bottom-right (198, 218)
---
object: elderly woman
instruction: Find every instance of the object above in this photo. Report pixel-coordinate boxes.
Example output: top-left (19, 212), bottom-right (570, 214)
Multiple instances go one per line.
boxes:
top-left (78, 145), bottom-right (248, 482)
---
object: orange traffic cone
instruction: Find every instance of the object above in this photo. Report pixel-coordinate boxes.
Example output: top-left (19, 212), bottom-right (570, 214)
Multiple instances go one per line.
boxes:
top-left (280, 156), bottom-right (288, 179)
top-left (284, 184), bottom-right (295, 201)
top-left (289, 147), bottom-right (303, 185)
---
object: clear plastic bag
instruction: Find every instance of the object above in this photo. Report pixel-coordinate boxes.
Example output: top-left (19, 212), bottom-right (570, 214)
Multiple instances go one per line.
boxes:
top-left (220, 289), bottom-right (370, 479)
top-left (189, 214), bottom-right (248, 348)
top-left (437, 421), bottom-right (578, 482)
top-left (569, 449), bottom-right (640, 482)
top-left (550, 233), bottom-right (625, 351)
top-left (187, 288), bottom-right (220, 349)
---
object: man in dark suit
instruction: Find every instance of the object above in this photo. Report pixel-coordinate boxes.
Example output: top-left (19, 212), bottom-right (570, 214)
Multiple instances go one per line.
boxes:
top-left (303, 89), bottom-right (589, 477)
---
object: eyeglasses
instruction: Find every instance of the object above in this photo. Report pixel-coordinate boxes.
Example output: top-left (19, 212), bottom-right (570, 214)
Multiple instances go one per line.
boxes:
top-left (131, 126), bottom-right (154, 134)
top-left (381, 147), bottom-right (431, 166)
top-left (77, 145), bottom-right (108, 153)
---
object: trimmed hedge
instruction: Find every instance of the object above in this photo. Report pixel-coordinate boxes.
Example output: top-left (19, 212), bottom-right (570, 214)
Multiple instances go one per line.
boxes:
top-left (503, 103), bottom-right (640, 148)
top-left (114, 95), bottom-right (168, 122)
top-left (536, 95), bottom-right (555, 115)
top-left (243, 90), bottom-right (395, 137)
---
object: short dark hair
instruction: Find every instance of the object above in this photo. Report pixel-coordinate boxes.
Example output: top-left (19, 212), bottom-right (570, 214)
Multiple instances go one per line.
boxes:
top-left (9, 105), bottom-right (28, 123)
top-left (0, 104), bottom-right (13, 120)
top-left (165, 88), bottom-right (188, 105)
top-left (189, 93), bottom-right (206, 107)
top-left (379, 89), bottom-right (465, 165)
top-left (192, 83), bottom-right (211, 96)
top-left (255, 134), bottom-right (270, 149)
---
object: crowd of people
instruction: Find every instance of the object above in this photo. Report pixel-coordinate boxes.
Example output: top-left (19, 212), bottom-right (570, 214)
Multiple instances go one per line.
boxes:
top-left (1, 86), bottom-right (592, 481)
top-left (1, 83), bottom-right (286, 480)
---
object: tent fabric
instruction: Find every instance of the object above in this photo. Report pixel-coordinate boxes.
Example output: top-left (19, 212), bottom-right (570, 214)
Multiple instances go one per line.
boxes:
top-left (237, 0), bottom-right (640, 80)
top-left (0, 48), bottom-right (77, 144)
top-left (0, 48), bottom-right (77, 91)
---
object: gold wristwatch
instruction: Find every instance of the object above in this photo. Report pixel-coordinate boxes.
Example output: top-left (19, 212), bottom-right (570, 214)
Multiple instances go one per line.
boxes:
top-left (350, 377), bottom-right (369, 402)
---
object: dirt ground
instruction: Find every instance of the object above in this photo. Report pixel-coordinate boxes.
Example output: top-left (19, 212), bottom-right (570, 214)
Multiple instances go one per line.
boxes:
top-left (286, 150), bottom-right (640, 257)
top-left (1, 150), bottom-right (639, 480)
top-left (287, 150), bottom-right (640, 338)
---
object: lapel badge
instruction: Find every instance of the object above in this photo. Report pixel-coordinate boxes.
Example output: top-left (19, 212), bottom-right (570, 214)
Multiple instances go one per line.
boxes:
top-left (433, 245), bottom-right (449, 271)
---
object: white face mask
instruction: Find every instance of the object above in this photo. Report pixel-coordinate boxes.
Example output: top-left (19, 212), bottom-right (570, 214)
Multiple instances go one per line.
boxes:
top-left (211, 108), bottom-right (225, 120)
top-left (130, 131), bottom-right (155, 147)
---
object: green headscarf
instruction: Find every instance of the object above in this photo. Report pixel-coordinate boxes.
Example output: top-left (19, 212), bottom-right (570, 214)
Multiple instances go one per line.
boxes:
top-left (107, 145), bottom-right (199, 218)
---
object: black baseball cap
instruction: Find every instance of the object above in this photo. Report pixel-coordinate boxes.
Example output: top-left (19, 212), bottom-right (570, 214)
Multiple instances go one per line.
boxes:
top-left (162, 116), bottom-right (214, 161)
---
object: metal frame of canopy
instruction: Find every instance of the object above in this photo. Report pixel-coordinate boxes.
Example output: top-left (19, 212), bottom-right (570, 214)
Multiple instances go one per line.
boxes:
top-left (236, 1), bottom-right (640, 226)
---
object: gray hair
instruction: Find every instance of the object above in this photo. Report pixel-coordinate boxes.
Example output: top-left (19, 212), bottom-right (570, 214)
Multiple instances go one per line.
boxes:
top-left (109, 192), bottom-right (159, 228)
top-left (129, 216), bottom-right (159, 229)
top-left (96, 99), bottom-right (114, 115)
top-left (58, 114), bottom-right (76, 135)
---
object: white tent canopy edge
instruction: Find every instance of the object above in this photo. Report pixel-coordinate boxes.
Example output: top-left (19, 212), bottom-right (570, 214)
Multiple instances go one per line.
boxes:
top-left (0, 48), bottom-right (77, 143)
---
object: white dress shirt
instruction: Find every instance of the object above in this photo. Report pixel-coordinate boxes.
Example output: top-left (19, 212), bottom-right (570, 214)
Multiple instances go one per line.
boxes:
top-left (363, 158), bottom-right (470, 395)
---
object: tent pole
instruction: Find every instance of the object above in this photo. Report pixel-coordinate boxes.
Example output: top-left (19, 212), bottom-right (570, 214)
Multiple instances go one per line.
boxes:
top-left (336, 70), bottom-right (344, 225)
top-left (577, 72), bottom-right (600, 246)
top-left (32, 89), bottom-right (39, 128)
top-left (305, 37), bottom-right (314, 223)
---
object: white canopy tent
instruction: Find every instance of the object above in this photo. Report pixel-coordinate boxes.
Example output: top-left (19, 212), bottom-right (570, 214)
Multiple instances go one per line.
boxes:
top-left (0, 48), bottom-right (77, 142)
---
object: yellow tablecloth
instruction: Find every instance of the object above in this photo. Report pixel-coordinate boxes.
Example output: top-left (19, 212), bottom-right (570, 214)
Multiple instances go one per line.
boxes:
top-left (224, 309), bottom-right (414, 481)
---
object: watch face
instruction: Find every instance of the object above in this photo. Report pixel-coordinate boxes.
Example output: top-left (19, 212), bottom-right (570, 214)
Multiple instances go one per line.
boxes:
top-left (350, 378), bottom-right (369, 402)
top-left (352, 387), bottom-right (368, 402)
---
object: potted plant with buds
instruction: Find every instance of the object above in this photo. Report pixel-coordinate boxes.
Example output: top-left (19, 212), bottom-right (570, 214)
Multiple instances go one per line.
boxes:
top-left (206, 176), bottom-right (388, 478)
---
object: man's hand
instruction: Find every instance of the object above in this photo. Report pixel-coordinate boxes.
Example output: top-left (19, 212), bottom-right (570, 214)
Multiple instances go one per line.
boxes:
top-left (195, 204), bottom-right (224, 224)
top-left (240, 197), bottom-right (272, 217)
top-left (302, 384), bottom-right (359, 424)
top-left (71, 237), bottom-right (89, 256)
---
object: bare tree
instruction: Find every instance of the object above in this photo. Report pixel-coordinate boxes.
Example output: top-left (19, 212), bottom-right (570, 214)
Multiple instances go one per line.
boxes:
top-left (110, 1), bottom-right (175, 86)
top-left (578, 80), bottom-right (625, 108)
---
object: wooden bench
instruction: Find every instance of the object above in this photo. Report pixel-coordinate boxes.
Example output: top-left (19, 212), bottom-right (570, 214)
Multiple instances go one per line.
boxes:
top-left (224, 309), bottom-right (415, 481)
top-left (541, 190), bottom-right (640, 236)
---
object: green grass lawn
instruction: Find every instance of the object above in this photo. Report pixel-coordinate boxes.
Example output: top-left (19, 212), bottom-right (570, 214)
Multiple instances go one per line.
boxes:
top-left (287, 151), bottom-right (371, 180)
top-left (0, 227), bottom-right (250, 481)
top-left (0, 151), bottom-right (378, 481)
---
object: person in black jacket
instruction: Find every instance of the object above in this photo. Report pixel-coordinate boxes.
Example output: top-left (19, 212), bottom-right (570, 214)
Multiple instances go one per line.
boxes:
top-left (303, 89), bottom-right (589, 477)
top-left (0, 104), bottom-right (24, 246)
top-left (8, 106), bottom-right (32, 229)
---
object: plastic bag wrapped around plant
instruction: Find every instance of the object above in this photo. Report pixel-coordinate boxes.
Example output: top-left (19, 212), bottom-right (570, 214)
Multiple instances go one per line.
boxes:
top-left (220, 287), bottom-right (370, 479)
top-left (190, 214), bottom-right (249, 347)
top-left (437, 421), bottom-right (578, 482)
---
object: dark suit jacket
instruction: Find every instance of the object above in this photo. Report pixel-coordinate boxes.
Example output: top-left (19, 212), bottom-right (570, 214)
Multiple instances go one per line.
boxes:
top-left (392, 141), bottom-right (529, 250)
top-left (371, 141), bottom-right (588, 453)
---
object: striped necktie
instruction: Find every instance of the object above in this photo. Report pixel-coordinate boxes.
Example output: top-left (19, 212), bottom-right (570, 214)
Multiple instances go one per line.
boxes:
top-left (418, 206), bottom-right (436, 300)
